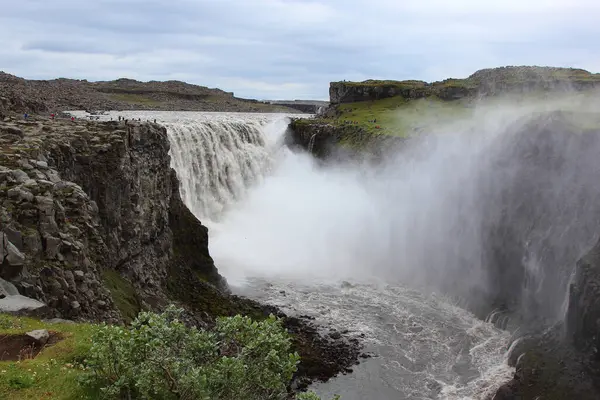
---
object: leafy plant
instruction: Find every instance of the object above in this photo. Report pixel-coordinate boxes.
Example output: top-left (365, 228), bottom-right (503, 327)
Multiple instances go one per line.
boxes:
top-left (81, 306), bottom-right (338, 400)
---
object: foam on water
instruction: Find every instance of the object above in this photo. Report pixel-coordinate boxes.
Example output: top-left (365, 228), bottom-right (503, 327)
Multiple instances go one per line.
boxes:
top-left (236, 278), bottom-right (513, 400)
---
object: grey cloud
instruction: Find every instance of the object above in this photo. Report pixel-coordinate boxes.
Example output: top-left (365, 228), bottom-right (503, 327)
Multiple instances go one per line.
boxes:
top-left (2, 0), bottom-right (600, 99)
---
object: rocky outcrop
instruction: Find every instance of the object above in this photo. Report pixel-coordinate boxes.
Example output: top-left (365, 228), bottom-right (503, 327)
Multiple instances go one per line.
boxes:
top-left (567, 237), bottom-right (600, 354)
top-left (286, 119), bottom-right (406, 161)
top-left (493, 234), bottom-right (600, 400)
top-left (329, 80), bottom-right (433, 104)
top-left (330, 66), bottom-right (600, 104)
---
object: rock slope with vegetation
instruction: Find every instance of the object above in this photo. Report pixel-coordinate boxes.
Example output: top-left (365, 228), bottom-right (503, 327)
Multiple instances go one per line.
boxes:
top-left (288, 66), bottom-right (600, 156)
top-left (0, 110), bottom-right (362, 398)
top-left (0, 72), bottom-right (300, 114)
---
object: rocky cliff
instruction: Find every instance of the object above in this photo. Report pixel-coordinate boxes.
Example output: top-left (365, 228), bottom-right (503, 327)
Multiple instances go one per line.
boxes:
top-left (330, 66), bottom-right (600, 104)
top-left (0, 116), bottom-right (224, 322)
top-left (494, 234), bottom-right (600, 400)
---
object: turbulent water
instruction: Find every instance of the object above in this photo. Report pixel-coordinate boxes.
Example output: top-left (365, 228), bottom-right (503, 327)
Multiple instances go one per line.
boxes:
top-left (69, 109), bottom-right (521, 400)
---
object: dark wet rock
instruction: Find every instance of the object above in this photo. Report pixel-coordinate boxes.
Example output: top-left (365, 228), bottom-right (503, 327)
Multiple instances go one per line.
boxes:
top-left (493, 234), bottom-right (600, 399)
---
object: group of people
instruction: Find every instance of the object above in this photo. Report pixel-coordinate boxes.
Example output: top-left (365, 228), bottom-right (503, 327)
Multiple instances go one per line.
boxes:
top-left (23, 112), bottom-right (158, 124)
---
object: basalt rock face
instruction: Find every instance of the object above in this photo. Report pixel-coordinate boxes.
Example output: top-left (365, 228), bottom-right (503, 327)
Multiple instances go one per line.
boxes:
top-left (0, 116), bottom-right (223, 322)
top-left (567, 238), bottom-right (600, 356)
top-left (493, 235), bottom-right (600, 400)
top-left (286, 119), bottom-right (406, 162)
top-left (478, 113), bottom-right (600, 323)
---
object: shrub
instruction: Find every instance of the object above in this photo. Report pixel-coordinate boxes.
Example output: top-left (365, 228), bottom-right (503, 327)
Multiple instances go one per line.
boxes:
top-left (81, 306), bottom-right (337, 400)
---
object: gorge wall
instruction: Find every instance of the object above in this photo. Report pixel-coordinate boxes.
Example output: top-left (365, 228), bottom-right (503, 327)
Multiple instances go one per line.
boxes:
top-left (0, 116), bottom-right (224, 323)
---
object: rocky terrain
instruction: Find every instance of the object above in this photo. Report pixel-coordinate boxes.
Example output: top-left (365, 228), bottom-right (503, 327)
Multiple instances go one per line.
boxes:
top-left (0, 114), bottom-right (362, 389)
top-left (329, 66), bottom-right (600, 104)
top-left (0, 72), bottom-right (301, 114)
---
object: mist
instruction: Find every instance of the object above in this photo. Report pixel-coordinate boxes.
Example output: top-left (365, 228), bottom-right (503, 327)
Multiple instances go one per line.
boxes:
top-left (198, 93), bottom-right (600, 324)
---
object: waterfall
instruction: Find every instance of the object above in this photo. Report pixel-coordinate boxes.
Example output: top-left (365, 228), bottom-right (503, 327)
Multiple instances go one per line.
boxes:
top-left (165, 117), bottom-right (278, 221)
top-left (307, 133), bottom-right (317, 154)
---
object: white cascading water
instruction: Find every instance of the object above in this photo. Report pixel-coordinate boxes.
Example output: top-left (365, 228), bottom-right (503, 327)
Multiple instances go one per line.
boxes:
top-left (79, 108), bottom-right (563, 399)
top-left (167, 118), bottom-right (271, 220)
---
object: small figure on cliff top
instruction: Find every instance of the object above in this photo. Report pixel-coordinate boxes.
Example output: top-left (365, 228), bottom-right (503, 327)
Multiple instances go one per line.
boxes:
top-left (71, 116), bottom-right (75, 122)
top-left (23, 113), bottom-right (28, 120)
top-left (50, 113), bottom-right (55, 120)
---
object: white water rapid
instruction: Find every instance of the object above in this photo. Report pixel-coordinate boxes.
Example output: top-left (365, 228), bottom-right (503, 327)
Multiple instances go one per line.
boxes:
top-left (80, 110), bottom-right (517, 399)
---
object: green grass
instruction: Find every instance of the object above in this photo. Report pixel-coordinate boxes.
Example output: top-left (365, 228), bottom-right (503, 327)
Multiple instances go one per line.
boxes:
top-left (322, 97), bottom-right (470, 136)
top-left (315, 87), bottom-right (600, 138)
top-left (0, 314), bottom-right (98, 400)
top-left (101, 270), bottom-right (141, 323)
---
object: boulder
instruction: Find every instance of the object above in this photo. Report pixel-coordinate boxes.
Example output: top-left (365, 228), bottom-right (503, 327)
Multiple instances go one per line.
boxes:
top-left (25, 329), bottom-right (49, 345)
top-left (10, 169), bottom-right (29, 184)
top-left (43, 236), bottom-right (62, 259)
top-left (3, 227), bottom-right (23, 251)
top-left (0, 294), bottom-right (47, 316)
top-left (0, 233), bottom-right (25, 278)
top-left (0, 277), bottom-right (19, 298)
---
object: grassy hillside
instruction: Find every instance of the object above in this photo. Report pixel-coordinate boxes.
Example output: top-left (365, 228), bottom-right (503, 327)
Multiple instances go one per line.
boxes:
top-left (329, 97), bottom-right (469, 136)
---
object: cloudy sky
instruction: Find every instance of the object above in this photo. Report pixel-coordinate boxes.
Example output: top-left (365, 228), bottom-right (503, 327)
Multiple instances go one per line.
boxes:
top-left (2, 0), bottom-right (600, 100)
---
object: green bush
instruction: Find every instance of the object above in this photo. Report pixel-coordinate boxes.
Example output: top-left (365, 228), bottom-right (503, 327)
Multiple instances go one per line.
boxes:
top-left (81, 306), bottom-right (337, 400)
